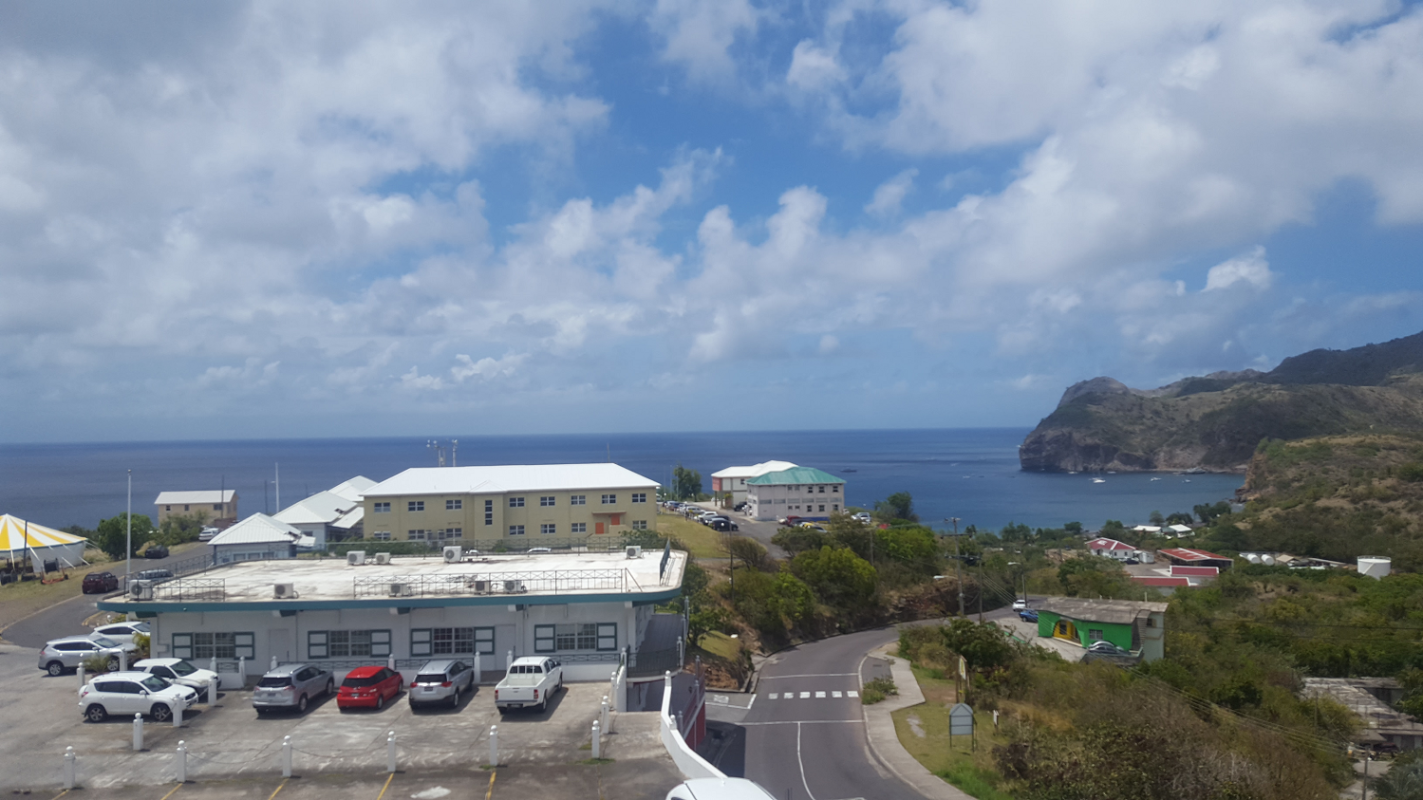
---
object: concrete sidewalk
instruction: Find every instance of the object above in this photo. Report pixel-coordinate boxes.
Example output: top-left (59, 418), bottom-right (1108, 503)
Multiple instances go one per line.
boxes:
top-left (860, 643), bottom-right (973, 800)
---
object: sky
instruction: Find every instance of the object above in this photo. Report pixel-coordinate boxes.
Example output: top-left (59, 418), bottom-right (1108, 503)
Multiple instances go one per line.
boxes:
top-left (3, 0), bottom-right (1423, 444)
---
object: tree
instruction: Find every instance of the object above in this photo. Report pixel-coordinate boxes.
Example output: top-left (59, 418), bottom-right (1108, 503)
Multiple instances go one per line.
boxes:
top-left (156, 511), bottom-right (209, 546)
top-left (1063, 521), bottom-right (1084, 536)
top-left (95, 513), bottom-right (156, 559)
top-left (1373, 753), bottom-right (1423, 800)
top-left (874, 492), bottom-right (918, 522)
top-left (791, 546), bottom-right (877, 612)
top-left (672, 464), bottom-right (703, 501)
top-left (1149, 510), bottom-right (1165, 526)
top-left (729, 536), bottom-right (770, 571)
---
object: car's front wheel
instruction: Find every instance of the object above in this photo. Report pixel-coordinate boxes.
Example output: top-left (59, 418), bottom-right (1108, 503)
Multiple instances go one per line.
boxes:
top-left (325, 679), bottom-right (335, 697)
top-left (151, 703), bottom-right (173, 723)
top-left (108, 656), bottom-right (121, 671)
top-left (46, 661), bottom-right (64, 677)
top-left (84, 704), bottom-right (107, 723)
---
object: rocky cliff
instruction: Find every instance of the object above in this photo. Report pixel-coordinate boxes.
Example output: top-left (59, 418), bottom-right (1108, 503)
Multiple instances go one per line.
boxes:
top-left (1019, 332), bottom-right (1423, 473)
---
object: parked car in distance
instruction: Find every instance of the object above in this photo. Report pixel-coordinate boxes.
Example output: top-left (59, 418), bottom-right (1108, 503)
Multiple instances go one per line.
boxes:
top-left (79, 671), bottom-right (197, 723)
top-left (132, 658), bottom-right (219, 701)
top-left (253, 663), bottom-right (335, 714)
top-left (134, 568), bottom-right (175, 583)
top-left (198, 526), bottom-right (220, 541)
top-left (336, 666), bottom-right (402, 711)
top-left (852, 512), bottom-right (872, 523)
top-left (82, 571), bottom-right (120, 594)
top-left (1018, 609), bottom-right (1039, 623)
top-left (494, 656), bottom-right (563, 713)
top-left (1086, 641), bottom-right (1131, 656)
top-left (711, 519), bottom-right (739, 532)
top-left (38, 635), bottom-right (136, 676)
top-left (409, 659), bottom-right (475, 709)
top-left (92, 620), bottom-right (151, 646)
top-left (144, 544), bottom-right (170, 559)
top-left (1011, 598), bottom-right (1028, 611)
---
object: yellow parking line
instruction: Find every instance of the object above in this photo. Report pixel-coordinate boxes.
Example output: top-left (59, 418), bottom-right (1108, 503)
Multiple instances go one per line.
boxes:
top-left (158, 784), bottom-right (183, 800)
top-left (48, 790), bottom-right (70, 800)
top-left (266, 779), bottom-right (287, 800)
top-left (374, 772), bottom-right (395, 800)
top-left (485, 771), bottom-right (497, 800)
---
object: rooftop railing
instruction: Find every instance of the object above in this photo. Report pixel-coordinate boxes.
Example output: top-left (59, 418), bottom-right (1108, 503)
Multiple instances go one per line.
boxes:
top-left (352, 568), bottom-right (634, 599)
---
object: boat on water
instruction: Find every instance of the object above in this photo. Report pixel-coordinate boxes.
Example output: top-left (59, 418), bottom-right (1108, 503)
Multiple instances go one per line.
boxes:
top-left (1150, 477), bottom-right (1161, 482)
top-left (1092, 478), bottom-right (1106, 484)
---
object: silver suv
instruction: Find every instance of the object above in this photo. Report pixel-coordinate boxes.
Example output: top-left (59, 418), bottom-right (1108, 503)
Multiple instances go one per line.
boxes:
top-left (38, 635), bottom-right (137, 676)
top-left (253, 663), bottom-right (334, 715)
top-left (409, 659), bottom-right (475, 709)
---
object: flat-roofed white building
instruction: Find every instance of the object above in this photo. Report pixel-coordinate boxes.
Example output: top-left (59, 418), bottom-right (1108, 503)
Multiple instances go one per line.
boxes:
top-left (362, 464), bottom-right (659, 547)
top-left (98, 548), bottom-right (687, 688)
top-left (710, 461), bottom-right (797, 506)
top-left (155, 490), bottom-right (237, 525)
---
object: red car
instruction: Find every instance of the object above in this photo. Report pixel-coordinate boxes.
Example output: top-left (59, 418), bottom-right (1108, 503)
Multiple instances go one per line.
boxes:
top-left (336, 666), bottom-right (402, 711)
top-left (82, 572), bottom-right (119, 594)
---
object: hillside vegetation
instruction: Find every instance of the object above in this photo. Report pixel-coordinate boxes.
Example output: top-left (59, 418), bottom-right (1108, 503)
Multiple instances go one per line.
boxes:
top-left (1020, 331), bottom-right (1423, 473)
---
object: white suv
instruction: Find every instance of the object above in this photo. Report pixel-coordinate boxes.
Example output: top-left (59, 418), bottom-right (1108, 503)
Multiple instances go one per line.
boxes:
top-left (132, 658), bottom-right (220, 701)
top-left (79, 671), bottom-right (197, 723)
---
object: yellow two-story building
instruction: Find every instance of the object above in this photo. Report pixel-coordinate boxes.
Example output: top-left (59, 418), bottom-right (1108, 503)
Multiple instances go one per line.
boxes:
top-left (361, 463), bottom-right (659, 546)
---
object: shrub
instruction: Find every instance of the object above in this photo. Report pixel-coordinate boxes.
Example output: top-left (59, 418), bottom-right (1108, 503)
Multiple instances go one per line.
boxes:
top-left (861, 676), bottom-right (897, 704)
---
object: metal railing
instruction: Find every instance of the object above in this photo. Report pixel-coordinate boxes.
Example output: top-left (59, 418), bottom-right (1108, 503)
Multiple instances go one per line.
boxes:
top-left (152, 578), bottom-right (225, 601)
top-left (352, 569), bottom-right (630, 599)
top-left (628, 646), bottom-right (682, 677)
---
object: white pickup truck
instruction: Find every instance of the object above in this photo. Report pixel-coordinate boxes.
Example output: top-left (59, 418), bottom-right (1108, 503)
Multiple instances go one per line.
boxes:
top-left (494, 656), bottom-right (564, 713)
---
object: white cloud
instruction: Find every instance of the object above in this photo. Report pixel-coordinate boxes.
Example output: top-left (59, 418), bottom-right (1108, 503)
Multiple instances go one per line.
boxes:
top-left (787, 40), bottom-right (844, 91)
top-left (1204, 247), bottom-right (1273, 292)
top-left (865, 169), bottom-right (917, 218)
top-left (650, 0), bottom-right (763, 82)
top-left (451, 353), bottom-right (528, 383)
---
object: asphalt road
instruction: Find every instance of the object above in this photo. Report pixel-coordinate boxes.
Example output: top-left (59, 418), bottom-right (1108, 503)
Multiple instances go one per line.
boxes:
top-left (707, 626), bottom-right (924, 800)
top-left (1, 546), bottom-right (206, 647)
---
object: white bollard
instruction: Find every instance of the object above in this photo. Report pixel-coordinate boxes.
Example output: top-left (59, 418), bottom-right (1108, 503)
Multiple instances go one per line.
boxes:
top-left (282, 736), bottom-right (292, 778)
top-left (208, 676), bottom-right (220, 705)
top-left (119, 650), bottom-right (127, 671)
top-left (209, 656), bottom-right (217, 675)
top-left (78, 663), bottom-right (86, 694)
top-left (591, 721), bottom-right (601, 759)
top-left (175, 740), bottom-right (187, 783)
top-left (610, 672), bottom-right (618, 712)
top-left (238, 656), bottom-right (246, 686)
top-left (387, 654), bottom-right (396, 671)
top-left (474, 652), bottom-right (482, 684)
top-left (601, 696), bottom-right (610, 735)
top-left (173, 698), bottom-right (183, 728)
top-left (506, 650), bottom-right (513, 672)
top-left (271, 655), bottom-right (278, 671)
top-left (386, 731), bottom-right (396, 774)
top-left (133, 713), bottom-right (144, 751)
top-left (63, 746), bottom-right (75, 790)
top-left (488, 725), bottom-right (498, 767)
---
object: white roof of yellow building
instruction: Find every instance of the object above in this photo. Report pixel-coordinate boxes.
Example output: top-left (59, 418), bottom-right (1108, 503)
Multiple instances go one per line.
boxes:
top-left (155, 490), bottom-right (236, 505)
top-left (364, 464), bottom-right (658, 497)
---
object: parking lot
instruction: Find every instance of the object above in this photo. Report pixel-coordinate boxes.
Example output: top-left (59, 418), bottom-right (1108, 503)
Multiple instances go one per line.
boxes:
top-left (0, 643), bottom-right (681, 799)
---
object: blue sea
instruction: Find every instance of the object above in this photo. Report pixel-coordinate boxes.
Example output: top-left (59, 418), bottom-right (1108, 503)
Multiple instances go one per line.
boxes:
top-left (0, 429), bottom-right (1243, 534)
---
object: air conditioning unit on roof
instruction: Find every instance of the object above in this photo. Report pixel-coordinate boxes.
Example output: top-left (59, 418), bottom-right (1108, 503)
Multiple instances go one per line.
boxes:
top-left (347, 551), bottom-right (366, 566)
top-left (626, 545), bottom-right (642, 559)
top-left (273, 583), bottom-right (297, 599)
top-left (374, 552), bottom-right (391, 565)
top-left (129, 580), bottom-right (154, 601)
top-left (389, 582), bottom-right (413, 597)
top-left (443, 546), bottom-right (462, 563)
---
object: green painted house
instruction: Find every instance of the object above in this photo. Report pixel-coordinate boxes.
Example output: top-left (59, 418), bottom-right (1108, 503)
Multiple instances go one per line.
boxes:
top-left (1034, 598), bottom-right (1168, 661)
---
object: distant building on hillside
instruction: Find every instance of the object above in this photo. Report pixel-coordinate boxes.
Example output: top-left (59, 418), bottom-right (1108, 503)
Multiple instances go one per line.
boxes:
top-left (1085, 537), bottom-right (1154, 563)
top-left (745, 467), bottom-right (844, 521)
top-left (272, 475), bottom-right (375, 550)
top-left (1035, 598), bottom-right (1168, 662)
top-left (155, 490), bottom-right (237, 526)
top-left (207, 513), bottom-right (305, 564)
top-left (711, 461), bottom-right (797, 507)
top-left (1158, 547), bottom-right (1233, 571)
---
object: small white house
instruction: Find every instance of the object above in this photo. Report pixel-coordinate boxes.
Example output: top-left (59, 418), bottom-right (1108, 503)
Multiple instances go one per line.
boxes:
top-left (1086, 537), bottom-right (1154, 564)
top-left (208, 514), bottom-right (306, 564)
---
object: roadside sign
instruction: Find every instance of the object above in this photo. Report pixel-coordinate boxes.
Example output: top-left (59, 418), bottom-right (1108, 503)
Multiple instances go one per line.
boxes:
top-left (949, 703), bottom-right (974, 736)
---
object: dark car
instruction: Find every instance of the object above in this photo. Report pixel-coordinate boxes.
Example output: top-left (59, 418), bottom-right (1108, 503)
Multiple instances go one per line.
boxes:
top-left (1018, 609), bottom-right (1039, 622)
top-left (711, 519), bottom-right (739, 532)
top-left (82, 572), bottom-right (120, 594)
top-left (144, 544), bottom-right (169, 559)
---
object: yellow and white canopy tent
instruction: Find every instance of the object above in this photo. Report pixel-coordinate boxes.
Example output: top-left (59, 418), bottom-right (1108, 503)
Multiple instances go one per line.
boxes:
top-left (0, 514), bottom-right (90, 572)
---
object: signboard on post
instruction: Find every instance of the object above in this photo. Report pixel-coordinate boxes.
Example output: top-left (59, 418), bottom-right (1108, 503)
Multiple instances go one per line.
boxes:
top-left (949, 702), bottom-right (975, 751)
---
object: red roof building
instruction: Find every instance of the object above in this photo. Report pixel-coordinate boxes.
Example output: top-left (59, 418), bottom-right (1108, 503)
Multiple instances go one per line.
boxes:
top-left (1170, 565), bottom-right (1219, 577)
top-left (1158, 548), bottom-right (1233, 571)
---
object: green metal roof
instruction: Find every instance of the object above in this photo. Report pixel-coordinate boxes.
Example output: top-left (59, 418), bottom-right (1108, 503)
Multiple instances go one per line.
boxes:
top-left (746, 467), bottom-right (844, 486)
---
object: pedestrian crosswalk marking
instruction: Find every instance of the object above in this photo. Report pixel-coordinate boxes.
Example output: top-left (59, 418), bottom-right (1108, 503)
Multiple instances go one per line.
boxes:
top-left (799, 691), bottom-right (810, 698)
top-left (832, 691), bottom-right (843, 698)
top-left (769, 693), bottom-right (778, 699)
top-left (757, 688), bottom-right (861, 702)
top-left (848, 690), bottom-right (858, 697)
top-left (815, 691), bottom-right (826, 698)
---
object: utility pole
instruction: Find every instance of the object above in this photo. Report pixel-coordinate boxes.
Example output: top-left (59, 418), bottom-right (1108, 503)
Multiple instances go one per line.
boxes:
top-left (946, 517), bottom-right (963, 617)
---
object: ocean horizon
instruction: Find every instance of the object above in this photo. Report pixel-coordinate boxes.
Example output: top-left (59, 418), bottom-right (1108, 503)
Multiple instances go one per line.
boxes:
top-left (0, 428), bottom-right (1244, 534)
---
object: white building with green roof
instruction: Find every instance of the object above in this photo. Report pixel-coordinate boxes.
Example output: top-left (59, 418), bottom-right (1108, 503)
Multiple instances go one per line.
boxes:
top-left (745, 467), bottom-right (846, 521)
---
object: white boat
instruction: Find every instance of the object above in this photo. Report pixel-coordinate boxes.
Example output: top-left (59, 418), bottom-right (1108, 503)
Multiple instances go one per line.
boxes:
top-left (1092, 478), bottom-right (1106, 484)
top-left (1150, 477), bottom-right (1161, 482)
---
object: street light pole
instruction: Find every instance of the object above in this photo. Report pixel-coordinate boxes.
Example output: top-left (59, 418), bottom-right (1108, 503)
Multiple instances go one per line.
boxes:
top-left (126, 470), bottom-right (132, 588)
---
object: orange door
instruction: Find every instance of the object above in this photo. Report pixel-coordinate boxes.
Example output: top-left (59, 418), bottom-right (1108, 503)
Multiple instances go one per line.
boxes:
top-left (611, 514), bottom-right (621, 525)
top-left (595, 522), bottom-right (605, 535)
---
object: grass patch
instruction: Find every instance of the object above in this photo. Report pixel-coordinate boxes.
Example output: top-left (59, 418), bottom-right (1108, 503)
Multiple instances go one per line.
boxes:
top-left (657, 514), bottom-right (727, 559)
top-left (861, 676), bottom-right (898, 705)
top-left (696, 630), bottom-right (741, 661)
top-left (891, 665), bottom-right (1013, 800)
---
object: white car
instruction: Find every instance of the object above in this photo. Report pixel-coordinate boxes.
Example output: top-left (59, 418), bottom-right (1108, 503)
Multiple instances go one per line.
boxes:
top-left (79, 671), bottom-right (196, 723)
top-left (92, 620), bottom-right (151, 646)
top-left (1012, 598), bottom-right (1028, 611)
top-left (853, 512), bottom-right (872, 523)
top-left (132, 658), bottom-right (220, 701)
